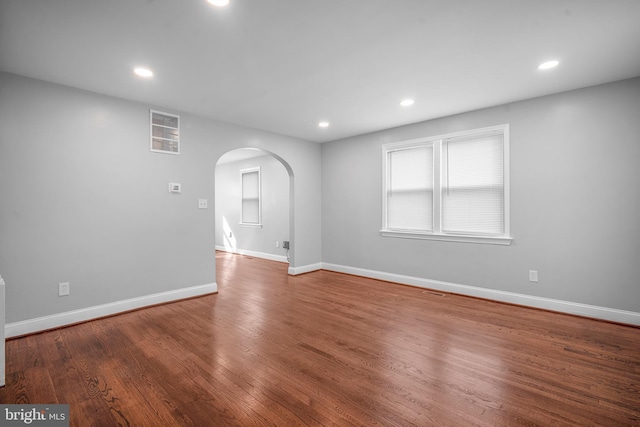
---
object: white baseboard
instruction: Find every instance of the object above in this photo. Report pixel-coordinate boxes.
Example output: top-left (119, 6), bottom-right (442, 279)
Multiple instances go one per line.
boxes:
top-left (322, 263), bottom-right (640, 326)
top-left (215, 245), bottom-right (320, 275)
top-left (288, 263), bottom-right (323, 276)
top-left (5, 282), bottom-right (217, 338)
top-left (14, 261), bottom-right (635, 339)
top-left (216, 245), bottom-right (288, 263)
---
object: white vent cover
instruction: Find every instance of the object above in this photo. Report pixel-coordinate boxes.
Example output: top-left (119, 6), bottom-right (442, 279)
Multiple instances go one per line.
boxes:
top-left (150, 110), bottom-right (180, 154)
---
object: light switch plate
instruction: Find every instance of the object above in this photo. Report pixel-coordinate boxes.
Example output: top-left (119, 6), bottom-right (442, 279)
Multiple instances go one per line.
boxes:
top-left (168, 183), bottom-right (181, 193)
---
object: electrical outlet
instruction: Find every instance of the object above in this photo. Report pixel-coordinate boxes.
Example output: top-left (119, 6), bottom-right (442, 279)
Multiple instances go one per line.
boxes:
top-left (198, 199), bottom-right (208, 209)
top-left (528, 270), bottom-right (539, 283)
top-left (59, 282), bottom-right (70, 296)
top-left (283, 241), bottom-right (290, 249)
top-left (276, 241), bottom-right (280, 248)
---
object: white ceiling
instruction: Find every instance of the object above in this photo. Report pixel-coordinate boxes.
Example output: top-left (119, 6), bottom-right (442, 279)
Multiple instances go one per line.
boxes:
top-left (1, 0), bottom-right (639, 143)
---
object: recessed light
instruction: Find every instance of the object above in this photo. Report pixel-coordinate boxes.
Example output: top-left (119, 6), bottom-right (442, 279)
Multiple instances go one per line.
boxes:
top-left (318, 121), bottom-right (330, 128)
top-left (208, 0), bottom-right (229, 6)
top-left (538, 60), bottom-right (559, 70)
top-left (134, 67), bottom-right (153, 78)
top-left (400, 99), bottom-right (415, 107)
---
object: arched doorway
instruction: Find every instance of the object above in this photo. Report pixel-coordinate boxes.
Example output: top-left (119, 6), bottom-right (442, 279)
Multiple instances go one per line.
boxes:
top-left (214, 148), bottom-right (294, 273)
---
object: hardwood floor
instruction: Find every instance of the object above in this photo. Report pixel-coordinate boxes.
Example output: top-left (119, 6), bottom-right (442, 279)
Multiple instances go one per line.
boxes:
top-left (1, 251), bottom-right (639, 426)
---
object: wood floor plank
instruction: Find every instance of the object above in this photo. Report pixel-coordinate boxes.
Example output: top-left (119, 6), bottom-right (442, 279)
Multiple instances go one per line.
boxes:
top-left (1, 251), bottom-right (639, 426)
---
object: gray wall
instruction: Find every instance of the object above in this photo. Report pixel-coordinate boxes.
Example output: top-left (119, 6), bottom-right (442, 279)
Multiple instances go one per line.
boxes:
top-left (322, 77), bottom-right (640, 313)
top-left (2, 70), bottom-right (638, 326)
top-left (215, 154), bottom-right (290, 259)
top-left (0, 72), bottom-right (322, 323)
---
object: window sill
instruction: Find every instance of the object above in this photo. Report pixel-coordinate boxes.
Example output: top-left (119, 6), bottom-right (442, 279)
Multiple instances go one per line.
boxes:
top-left (240, 223), bottom-right (263, 229)
top-left (380, 230), bottom-right (513, 245)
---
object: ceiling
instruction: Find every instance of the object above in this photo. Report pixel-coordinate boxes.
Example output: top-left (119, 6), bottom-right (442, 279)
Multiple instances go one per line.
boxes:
top-left (1, 0), bottom-right (639, 143)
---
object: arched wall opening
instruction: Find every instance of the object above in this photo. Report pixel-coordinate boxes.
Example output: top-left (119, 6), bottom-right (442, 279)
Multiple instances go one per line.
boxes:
top-left (214, 148), bottom-right (295, 270)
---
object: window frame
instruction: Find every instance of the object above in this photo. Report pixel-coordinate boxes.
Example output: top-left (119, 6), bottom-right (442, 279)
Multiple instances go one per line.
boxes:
top-left (384, 140), bottom-right (435, 232)
top-left (240, 167), bottom-right (262, 228)
top-left (381, 124), bottom-right (512, 245)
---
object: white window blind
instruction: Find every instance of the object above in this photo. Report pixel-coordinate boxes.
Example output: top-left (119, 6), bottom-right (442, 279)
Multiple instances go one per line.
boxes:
top-left (386, 145), bottom-right (433, 231)
top-left (241, 169), bottom-right (260, 225)
top-left (381, 125), bottom-right (511, 245)
top-left (441, 133), bottom-right (504, 235)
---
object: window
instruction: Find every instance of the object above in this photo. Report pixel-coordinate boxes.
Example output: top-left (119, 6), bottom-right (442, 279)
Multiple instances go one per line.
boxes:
top-left (381, 124), bottom-right (511, 245)
top-left (150, 110), bottom-right (180, 154)
top-left (241, 167), bottom-right (261, 227)
top-left (387, 144), bottom-right (434, 231)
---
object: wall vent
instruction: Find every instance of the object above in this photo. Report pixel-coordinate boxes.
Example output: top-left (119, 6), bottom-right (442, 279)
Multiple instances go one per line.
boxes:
top-left (150, 110), bottom-right (180, 154)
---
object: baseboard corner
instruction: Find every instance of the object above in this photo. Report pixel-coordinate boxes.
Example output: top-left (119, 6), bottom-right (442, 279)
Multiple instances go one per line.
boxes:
top-left (288, 263), bottom-right (323, 275)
